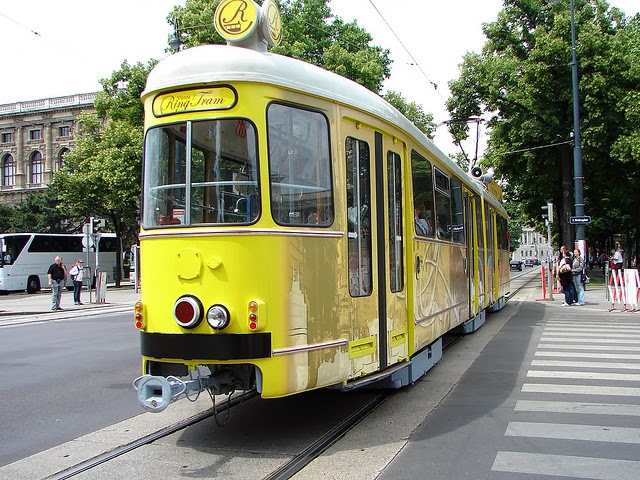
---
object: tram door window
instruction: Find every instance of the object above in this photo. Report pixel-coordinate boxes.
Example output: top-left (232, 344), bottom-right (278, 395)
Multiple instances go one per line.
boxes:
top-left (346, 137), bottom-right (372, 297)
top-left (387, 151), bottom-right (403, 293)
top-left (267, 104), bottom-right (333, 226)
top-left (476, 199), bottom-right (486, 308)
top-left (451, 178), bottom-right (464, 243)
top-left (411, 150), bottom-right (434, 237)
top-left (433, 168), bottom-right (452, 241)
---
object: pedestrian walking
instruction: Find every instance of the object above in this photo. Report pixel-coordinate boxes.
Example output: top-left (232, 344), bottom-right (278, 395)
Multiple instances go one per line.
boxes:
top-left (47, 255), bottom-right (67, 311)
top-left (68, 259), bottom-right (85, 305)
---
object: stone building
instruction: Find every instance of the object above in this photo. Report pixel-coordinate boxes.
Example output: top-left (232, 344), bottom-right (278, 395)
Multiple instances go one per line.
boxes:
top-left (512, 226), bottom-right (551, 263)
top-left (0, 93), bottom-right (97, 206)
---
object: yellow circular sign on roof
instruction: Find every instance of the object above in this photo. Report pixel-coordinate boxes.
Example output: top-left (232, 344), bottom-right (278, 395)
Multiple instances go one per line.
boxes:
top-left (215, 0), bottom-right (258, 41)
top-left (263, 0), bottom-right (282, 46)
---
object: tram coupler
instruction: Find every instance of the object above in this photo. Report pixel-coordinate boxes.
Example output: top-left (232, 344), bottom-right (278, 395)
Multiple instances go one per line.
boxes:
top-left (133, 374), bottom-right (211, 413)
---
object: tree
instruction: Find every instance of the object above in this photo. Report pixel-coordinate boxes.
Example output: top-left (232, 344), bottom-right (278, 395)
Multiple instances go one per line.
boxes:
top-left (447, 0), bottom-right (639, 253)
top-left (169, 0), bottom-right (393, 93)
top-left (4, 190), bottom-right (71, 233)
top-left (52, 61), bottom-right (152, 285)
top-left (384, 91), bottom-right (436, 138)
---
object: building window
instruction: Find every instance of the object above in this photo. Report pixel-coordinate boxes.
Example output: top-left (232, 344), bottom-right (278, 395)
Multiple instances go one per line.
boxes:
top-left (1, 132), bottom-right (13, 143)
top-left (56, 147), bottom-right (70, 171)
top-left (59, 126), bottom-right (71, 137)
top-left (2, 154), bottom-right (15, 186)
top-left (30, 151), bottom-right (44, 184)
top-left (29, 129), bottom-right (42, 141)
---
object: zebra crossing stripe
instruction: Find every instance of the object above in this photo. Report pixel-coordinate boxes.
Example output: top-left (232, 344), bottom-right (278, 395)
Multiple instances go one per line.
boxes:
top-left (527, 369), bottom-right (640, 381)
top-left (515, 400), bottom-right (640, 416)
top-left (535, 350), bottom-right (640, 359)
top-left (505, 421), bottom-right (640, 444)
top-left (532, 359), bottom-right (640, 369)
top-left (540, 337), bottom-right (640, 344)
top-left (522, 383), bottom-right (640, 396)
top-left (543, 332), bottom-right (640, 338)
top-left (538, 344), bottom-right (640, 351)
top-left (492, 451), bottom-right (640, 479)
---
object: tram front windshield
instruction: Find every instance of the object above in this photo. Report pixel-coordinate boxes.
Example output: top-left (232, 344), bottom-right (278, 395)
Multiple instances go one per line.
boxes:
top-left (143, 119), bottom-right (259, 228)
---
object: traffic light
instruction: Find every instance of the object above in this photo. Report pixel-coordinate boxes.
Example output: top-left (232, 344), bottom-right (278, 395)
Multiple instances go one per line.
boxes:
top-left (541, 202), bottom-right (554, 223)
top-left (90, 217), bottom-right (105, 233)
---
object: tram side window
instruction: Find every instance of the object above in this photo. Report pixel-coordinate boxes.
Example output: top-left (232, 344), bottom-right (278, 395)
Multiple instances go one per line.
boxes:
top-left (486, 204), bottom-right (495, 253)
top-left (388, 151), bottom-right (403, 293)
top-left (434, 168), bottom-right (452, 241)
top-left (190, 119), bottom-right (260, 225)
top-left (476, 201), bottom-right (485, 249)
top-left (346, 137), bottom-right (372, 297)
top-left (451, 177), bottom-right (464, 243)
top-left (267, 103), bottom-right (333, 226)
top-left (143, 125), bottom-right (187, 228)
top-left (411, 150), bottom-right (435, 237)
top-left (497, 216), bottom-right (508, 250)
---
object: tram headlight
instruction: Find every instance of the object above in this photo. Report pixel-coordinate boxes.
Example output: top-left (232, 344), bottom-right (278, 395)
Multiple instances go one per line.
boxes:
top-left (207, 304), bottom-right (230, 330)
top-left (173, 295), bottom-right (203, 329)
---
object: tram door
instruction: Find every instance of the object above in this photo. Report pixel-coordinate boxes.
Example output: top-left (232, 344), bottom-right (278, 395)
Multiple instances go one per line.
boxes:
top-left (345, 129), bottom-right (407, 376)
top-left (465, 192), bottom-right (479, 317)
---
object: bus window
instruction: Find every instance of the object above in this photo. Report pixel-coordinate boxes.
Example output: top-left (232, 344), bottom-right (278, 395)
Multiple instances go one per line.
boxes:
top-left (267, 104), bottom-right (333, 226)
top-left (346, 137), bottom-right (372, 297)
top-left (411, 150), bottom-right (434, 237)
top-left (1, 235), bottom-right (29, 266)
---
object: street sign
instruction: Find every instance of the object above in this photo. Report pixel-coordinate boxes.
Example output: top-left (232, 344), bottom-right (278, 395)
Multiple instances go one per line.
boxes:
top-left (570, 215), bottom-right (592, 224)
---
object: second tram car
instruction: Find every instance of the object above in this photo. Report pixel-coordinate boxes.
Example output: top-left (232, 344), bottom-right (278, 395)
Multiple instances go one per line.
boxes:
top-left (133, 0), bottom-right (509, 412)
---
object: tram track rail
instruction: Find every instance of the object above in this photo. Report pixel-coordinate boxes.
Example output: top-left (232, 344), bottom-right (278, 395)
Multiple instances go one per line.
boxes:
top-left (49, 390), bottom-right (259, 480)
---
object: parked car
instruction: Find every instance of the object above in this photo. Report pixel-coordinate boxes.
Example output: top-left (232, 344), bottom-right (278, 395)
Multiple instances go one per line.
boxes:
top-left (510, 259), bottom-right (522, 271)
top-left (524, 259), bottom-right (535, 267)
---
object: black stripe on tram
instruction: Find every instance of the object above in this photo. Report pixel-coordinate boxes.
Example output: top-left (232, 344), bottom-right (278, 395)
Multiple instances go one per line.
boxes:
top-left (374, 131), bottom-right (388, 370)
top-left (140, 332), bottom-right (272, 360)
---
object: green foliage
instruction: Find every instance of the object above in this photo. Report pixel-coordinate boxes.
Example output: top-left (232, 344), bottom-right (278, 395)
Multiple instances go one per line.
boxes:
top-left (447, 0), bottom-right (640, 253)
top-left (384, 91), bottom-right (436, 138)
top-left (4, 190), bottom-right (70, 233)
top-left (169, 0), bottom-right (392, 93)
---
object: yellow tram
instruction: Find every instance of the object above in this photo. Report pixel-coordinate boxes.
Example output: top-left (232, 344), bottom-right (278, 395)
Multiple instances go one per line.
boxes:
top-left (133, 0), bottom-right (509, 412)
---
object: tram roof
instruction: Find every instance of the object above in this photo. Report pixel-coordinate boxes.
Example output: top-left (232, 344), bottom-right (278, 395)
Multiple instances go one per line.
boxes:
top-left (144, 45), bottom-right (503, 209)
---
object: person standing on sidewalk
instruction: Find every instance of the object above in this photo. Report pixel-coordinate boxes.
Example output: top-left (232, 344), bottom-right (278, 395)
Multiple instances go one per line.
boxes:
top-left (47, 256), bottom-right (67, 311)
top-left (572, 248), bottom-right (586, 305)
top-left (68, 259), bottom-right (85, 305)
top-left (558, 251), bottom-right (576, 306)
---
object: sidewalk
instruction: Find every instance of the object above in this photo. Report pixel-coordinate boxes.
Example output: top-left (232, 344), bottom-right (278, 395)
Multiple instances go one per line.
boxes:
top-left (0, 283), bottom-right (140, 317)
top-left (536, 266), bottom-right (639, 313)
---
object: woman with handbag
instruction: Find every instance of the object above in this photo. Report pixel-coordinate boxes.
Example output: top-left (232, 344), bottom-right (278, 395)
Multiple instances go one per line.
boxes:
top-left (559, 251), bottom-right (577, 306)
top-left (572, 248), bottom-right (586, 306)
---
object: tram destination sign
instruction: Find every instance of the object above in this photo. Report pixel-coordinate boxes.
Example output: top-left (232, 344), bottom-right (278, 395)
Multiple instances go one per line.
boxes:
top-left (570, 215), bottom-right (592, 224)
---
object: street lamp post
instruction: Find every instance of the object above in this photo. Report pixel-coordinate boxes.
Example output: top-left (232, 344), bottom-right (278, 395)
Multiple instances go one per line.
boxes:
top-left (570, 0), bottom-right (586, 254)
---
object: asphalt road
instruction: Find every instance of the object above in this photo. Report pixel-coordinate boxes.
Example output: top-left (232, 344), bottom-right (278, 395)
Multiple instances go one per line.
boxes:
top-left (0, 310), bottom-right (142, 467)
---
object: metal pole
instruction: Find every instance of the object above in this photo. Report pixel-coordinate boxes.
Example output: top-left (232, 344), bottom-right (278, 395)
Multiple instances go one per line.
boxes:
top-left (570, 0), bottom-right (585, 244)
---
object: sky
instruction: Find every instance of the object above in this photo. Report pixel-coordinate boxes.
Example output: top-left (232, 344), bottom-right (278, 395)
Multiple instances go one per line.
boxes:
top-left (1, 0), bottom-right (638, 157)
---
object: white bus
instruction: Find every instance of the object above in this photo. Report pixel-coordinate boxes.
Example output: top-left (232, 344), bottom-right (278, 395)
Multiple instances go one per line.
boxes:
top-left (0, 233), bottom-right (118, 293)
